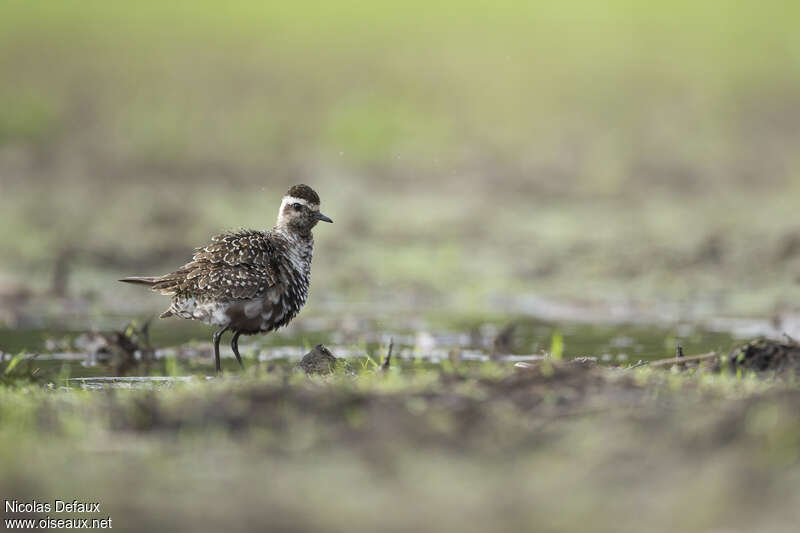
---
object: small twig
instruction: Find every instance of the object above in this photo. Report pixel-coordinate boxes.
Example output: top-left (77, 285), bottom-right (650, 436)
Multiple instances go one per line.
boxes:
top-left (648, 351), bottom-right (718, 367)
top-left (380, 338), bottom-right (393, 372)
top-left (624, 360), bottom-right (649, 370)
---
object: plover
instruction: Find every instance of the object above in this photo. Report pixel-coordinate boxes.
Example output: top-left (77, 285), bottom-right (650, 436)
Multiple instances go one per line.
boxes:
top-left (120, 184), bottom-right (332, 373)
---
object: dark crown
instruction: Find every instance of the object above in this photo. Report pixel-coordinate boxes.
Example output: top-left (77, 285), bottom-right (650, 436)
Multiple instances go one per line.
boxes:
top-left (287, 184), bottom-right (320, 205)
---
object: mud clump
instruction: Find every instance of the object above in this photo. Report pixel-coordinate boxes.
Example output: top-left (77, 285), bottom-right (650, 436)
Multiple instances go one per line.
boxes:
top-left (75, 321), bottom-right (155, 375)
top-left (721, 337), bottom-right (800, 375)
top-left (296, 345), bottom-right (338, 375)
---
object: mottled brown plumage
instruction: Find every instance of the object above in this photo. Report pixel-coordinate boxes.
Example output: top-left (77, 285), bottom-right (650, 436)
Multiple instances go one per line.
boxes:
top-left (151, 230), bottom-right (281, 304)
top-left (120, 184), bottom-right (332, 373)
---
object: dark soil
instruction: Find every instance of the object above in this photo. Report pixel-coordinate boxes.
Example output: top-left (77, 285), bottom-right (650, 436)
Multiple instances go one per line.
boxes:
top-left (722, 337), bottom-right (800, 374)
top-left (91, 361), bottom-right (644, 454)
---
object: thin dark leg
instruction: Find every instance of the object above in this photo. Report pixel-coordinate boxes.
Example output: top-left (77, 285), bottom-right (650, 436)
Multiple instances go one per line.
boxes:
top-left (213, 326), bottom-right (229, 374)
top-left (231, 331), bottom-right (244, 369)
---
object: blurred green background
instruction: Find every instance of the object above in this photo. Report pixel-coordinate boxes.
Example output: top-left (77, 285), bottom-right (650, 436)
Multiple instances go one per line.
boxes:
top-left (2, 0), bottom-right (800, 326)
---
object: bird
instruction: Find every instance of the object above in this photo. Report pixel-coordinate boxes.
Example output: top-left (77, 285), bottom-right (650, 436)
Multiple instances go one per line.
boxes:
top-left (120, 184), bottom-right (333, 373)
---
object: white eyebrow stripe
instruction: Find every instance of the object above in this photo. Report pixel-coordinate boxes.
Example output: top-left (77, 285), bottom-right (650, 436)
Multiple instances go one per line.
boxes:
top-left (280, 196), bottom-right (319, 210)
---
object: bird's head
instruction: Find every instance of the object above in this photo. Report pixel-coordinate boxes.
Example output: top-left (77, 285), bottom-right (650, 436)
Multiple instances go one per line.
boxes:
top-left (276, 184), bottom-right (333, 233)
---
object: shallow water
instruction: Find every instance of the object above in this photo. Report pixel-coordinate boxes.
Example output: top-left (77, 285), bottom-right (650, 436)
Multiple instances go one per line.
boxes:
top-left (0, 316), bottom-right (752, 383)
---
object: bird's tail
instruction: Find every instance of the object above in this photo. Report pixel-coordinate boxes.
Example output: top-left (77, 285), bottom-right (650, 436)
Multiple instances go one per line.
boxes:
top-left (119, 276), bottom-right (159, 286)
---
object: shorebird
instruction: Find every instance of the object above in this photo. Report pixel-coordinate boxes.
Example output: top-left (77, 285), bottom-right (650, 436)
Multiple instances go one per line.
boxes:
top-left (120, 184), bottom-right (332, 373)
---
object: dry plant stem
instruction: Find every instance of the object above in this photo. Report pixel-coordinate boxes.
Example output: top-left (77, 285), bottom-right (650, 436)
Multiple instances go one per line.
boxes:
top-left (380, 339), bottom-right (393, 372)
top-left (648, 352), bottom-right (718, 367)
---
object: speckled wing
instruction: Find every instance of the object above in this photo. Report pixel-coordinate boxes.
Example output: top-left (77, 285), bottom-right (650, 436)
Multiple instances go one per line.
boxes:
top-left (150, 230), bottom-right (280, 301)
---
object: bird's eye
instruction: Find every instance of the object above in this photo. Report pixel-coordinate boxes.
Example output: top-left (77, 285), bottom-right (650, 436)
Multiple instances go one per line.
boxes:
top-left (292, 203), bottom-right (303, 210)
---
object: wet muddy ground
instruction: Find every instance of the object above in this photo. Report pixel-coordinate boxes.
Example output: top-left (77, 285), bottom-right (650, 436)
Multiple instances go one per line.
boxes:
top-left (2, 337), bottom-right (800, 533)
top-left (3, 300), bottom-right (800, 533)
